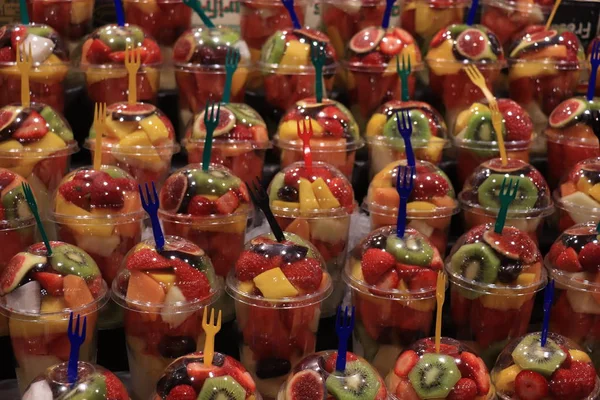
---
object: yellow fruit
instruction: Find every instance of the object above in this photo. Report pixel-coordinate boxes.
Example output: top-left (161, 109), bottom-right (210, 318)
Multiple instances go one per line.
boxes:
top-left (86, 67), bottom-right (127, 86)
top-left (299, 178), bottom-right (319, 212)
top-left (118, 130), bottom-right (153, 147)
top-left (115, 131), bottom-right (163, 165)
top-left (126, 0), bottom-right (158, 14)
top-left (280, 41), bottom-right (310, 67)
top-left (365, 113), bottom-right (387, 137)
top-left (1, 55), bottom-right (69, 83)
top-left (509, 62), bottom-right (558, 80)
top-left (148, 272), bottom-right (176, 289)
top-left (569, 349), bottom-right (592, 363)
top-left (407, 201), bottom-right (437, 211)
top-left (105, 118), bottom-right (139, 139)
top-left (238, 281), bottom-right (255, 294)
top-left (71, 0), bottom-right (94, 24)
top-left (351, 259), bottom-right (364, 281)
top-left (397, 280), bottom-right (436, 311)
top-left (26, 132), bottom-right (66, 152)
top-left (231, 67), bottom-right (249, 95)
top-left (278, 119), bottom-right (324, 140)
top-left (493, 364), bottom-right (521, 394)
top-left (423, 136), bottom-right (445, 161)
top-left (41, 296), bottom-right (67, 313)
top-left (427, 40), bottom-right (462, 75)
top-left (253, 267), bottom-right (298, 299)
top-left (272, 200), bottom-right (300, 210)
top-left (139, 115), bottom-right (169, 144)
top-left (0, 139), bottom-right (23, 152)
top-left (312, 178), bottom-right (340, 209)
top-left (480, 273), bottom-right (537, 310)
top-left (586, 181), bottom-right (600, 199)
top-left (55, 200), bottom-right (115, 237)
top-left (10, 296), bottom-right (69, 338)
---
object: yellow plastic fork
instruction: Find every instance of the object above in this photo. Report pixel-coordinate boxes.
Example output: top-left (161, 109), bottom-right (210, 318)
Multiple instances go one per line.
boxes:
top-left (16, 44), bottom-right (32, 107)
top-left (464, 64), bottom-right (508, 165)
top-left (435, 271), bottom-right (446, 353)
top-left (93, 103), bottom-right (106, 171)
top-left (125, 45), bottom-right (141, 104)
top-left (202, 308), bottom-right (222, 366)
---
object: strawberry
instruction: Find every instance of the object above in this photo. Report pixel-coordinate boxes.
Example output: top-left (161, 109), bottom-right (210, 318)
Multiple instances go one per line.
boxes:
top-left (498, 99), bottom-right (533, 142)
top-left (235, 251), bottom-right (272, 281)
top-left (555, 247), bottom-right (582, 272)
top-left (375, 268), bottom-right (399, 290)
top-left (90, 178), bottom-right (124, 209)
top-left (515, 370), bottom-right (548, 400)
top-left (551, 361), bottom-right (597, 398)
top-left (88, 275), bottom-right (103, 297)
top-left (324, 351), bottom-right (358, 373)
top-left (58, 180), bottom-right (92, 210)
top-left (394, 350), bottom-right (418, 377)
top-left (166, 384), bottom-right (197, 400)
top-left (228, 124), bottom-right (253, 140)
top-left (186, 361), bottom-right (218, 383)
top-left (322, 106), bottom-right (346, 119)
top-left (526, 169), bottom-right (547, 191)
top-left (319, 118), bottom-right (345, 138)
top-left (215, 191), bottom-right (239, 214)
top-left (447, 378), bottom-right (478, 400)
top-left (380, 34), bottom-right (403, 55)
top-left (281, 258), bottom-right (323, 291)
top-left (578, 242), bottom-right (600, 272)
top-left (32, 272), bottom-right (64, 296)
top-left (237, 183), bottom-right (250, 203)
top-left (188, 195), bottom-right (215, 216)
top-left (113, 177), bottom-right (136, 192)
top-left (360, 51), bottom-right (386, 66)
top-left (361, 249), bottom-right (396, 285)
top-left (126, 248), bottom-right (172, 270)
top-left (560, 345), bottom-right (572, 369)
top-left (103, 370), bottom-right (129, 400)
top-left (571, 360), bottom-right (597, 397)
top-left (284, 168), bottom-right (304, 187)
top-left (408, 269), bottom-right (437, 291)
top-left (458, 352), bottom-right (490, 395)
top-left (395, 263), bottom-right (422, 283)
top-left (547, 241), bottom-right (566, 264)
top-left (13, 111), bottom-right (49, 141)
top-left (411, 172), bottom-right (450, 200)
top-left (0, 47), bottom-right (13, 62)
top-left (0, 170), bottom-right (15, 191)
top-left (173, 258), bottom-right (212, 300)
top-left (86, 39), bottom-right (112, 64)
top-left (327, 177), bottom-right (354, 209)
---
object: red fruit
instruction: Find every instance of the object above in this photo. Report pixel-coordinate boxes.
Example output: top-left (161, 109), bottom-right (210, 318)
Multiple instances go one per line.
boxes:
top-left (59, 180), bottom-right (92, 210)
top-left (0, 170), bottom-right (15, 190)
top-left (458, 352), bottom-right (490, 395)
top-left (32, 272), bottom-right (64, 296)
top-left (412, 172), bottom-right (450, 200)
top-left (85, 39), bottom-right (112, 64)
top-left (90, 178), bottom-right (124, 209)
top-left (324, 351), bottom-right (359, 373)
top-left (0, 47), bottom-right (13, 62)
top-left (167, 384), bottom-right (197, 400)
top-left (375, 268), bottom-right (399, 290)
top-left (571, 360), bottom-right (597, 397)
top-left (361, 248), bottom-right (396, 285)
top-left (360, 51), bottom-right (386, 66)
top-left (113, 177), bottom-right (136, 192)
top-left (555, 247), bottom-right (583, 272)
top-left (228, 124), bottom-right (254, 140)
top-left (235, 251), bottom-right (272, 281)
top-left (88, 275), bottom-right (103, 297)
top-left (380, 34), bottom-right (403, 55)
top-left (13, 111), bottom-right (49, 141)
top-left (394, 350), bottom-right (419, 377)
top-left (281, 258), bottom-right (323, 292)
top-left (142, 38), bottom-right (162, 64)
top-left (408, 269), bottom-right (437, 291)
top-left (215, 190), bottom-right (240, 214)
top-left (103, 371), bottom-right (129, 400)
top-left (448, 378), bottom-right (478, 400)
top-left (551, 361), bottom-right (597, 398)
top-left (173, 259), bottom-right (212, 300)
top-left (514, 370), bottom-right (548, 400)
top-left (319, 118), bottom-right (345, 138)
top-left (547, 241), bottom-right (566, 264)
top-left (395, 263), bottom-right (421, 283)
top-left (560, 345), bottom-right (572, 369)
top-left (497, 99), bottom-right (533, 142)
top-left (327, 177), bottom-right (354, 209)
top-left (186, 361), bottom-right (217, 383)
top-left (578, 242), bottom-right (600, 272)
top-left (188, 195), bottom-right (215, 216)
top-left (126, 248), bottom-right (172, 270)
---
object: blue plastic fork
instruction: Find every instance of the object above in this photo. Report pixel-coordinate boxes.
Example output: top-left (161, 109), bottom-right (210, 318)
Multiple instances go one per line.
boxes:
top-left (395, 110), bottom-right (415, 168)
top-left (139, 182), bottom-right (165, 251)
top-left (381, 0), bottom-right (395, 29)
top-left (540, 279), bottom-right (555, 347)
top-left (335, 306), bottom-right (355, 372)
top-left (281, 0), bottom-right (301, 29)
top-left (67, 312), bottom-right (87, 386)
top-left (494, 177), bottom-right (520, 234)
top-left (248, 177), bottom-right (286, 242)
top-left (202, 101), bottom-right (221, 172)
top-left (395, 165), bottom-right (415, 238)
top-left (222, 48), bottom-right (240, 104)
top-left (396, 55), bottom-right (412, 101)
top-left (588, 40), bottom-right (600, 101)
top-left (466, 0), bottom-right (478, 25)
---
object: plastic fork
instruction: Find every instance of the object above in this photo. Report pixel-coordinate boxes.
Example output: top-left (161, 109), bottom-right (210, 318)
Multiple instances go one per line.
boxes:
top-left (202, 101), bottom-right (221, 172)
top-left (139, 182), bottom-right (165, 250)
top-left (395, 110), bottom-right (415, 167)
top-left (281, 0), bottom-right (301, 29)
top-left (93, 103), bottom-right (106, 171)
top-left (182, 0), bottom-right (215, 27)
top-left (125, 45), bottom-right (141, 105)
top-left (396, 54), bottom-right (411, 101)
top-left (540, 280), bottom-right (555, 346)
top-left (297, 118), bottom-right (313, 175)
top-left (395, 165), bottom-right (414, 238)
top-left (381, 0), bottom-right (395, 28)
top-left (67, 312), bottom-right (87, 385)
top-left (310, 43), bottom-right (326, 103)
top-left (494, 177), bottom-right (520, 234)
top-left (335, 306), bottom-right (355, 372)
top-left (16, 43), bottom-right (32, 107)
top-left (588, 40), bottom-right (600, 101)
top-left (248, 177), bottom-right (285, 242)
top-left (222, 48), bottom-right (240, 104)
top-left (22, 182), bottom-right (52, 255)
top-left (466, 0), bottom-right (478, 25)
top-left (19, 0), bottom-right (29, 24)
top-left (434, 271), bottom-right (446, 353)
top-left (202, 308), bottom-right (222, 366)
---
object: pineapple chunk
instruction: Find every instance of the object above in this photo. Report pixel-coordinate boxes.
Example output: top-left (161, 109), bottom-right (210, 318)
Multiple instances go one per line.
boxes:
top-left (569, 349), bottom-right (592, 363)
top-left (577, 176), bottom-right (593, 194)
top-left (312, 178), bottom-right (340, 209)
top-left (148, 272), bottom-right (176, 289)
top-left (105, 118), bottom-right (138, 139)
top-left (272, 200), bottom-right (300, 210)
top-left (493, 364), bottom-right (522, 393)
top-left (139, 115), bottom-right (169, 144)
top-left (238, 281), bottom-right (255, 294)
top-left (278, 118), bottom-right (323, 140)
top-left (280, 40), bottom-right (310, 67)
top-left (299, 178), bottom-right (319, 212)
top-left (26, 132), bottom-right (66, 152)
top-left (407, 201), bottom-right (437, 211)
top-left (253, 267), bottom-right (298, 299)
top-left (589, 183), bottom-right (600, 203)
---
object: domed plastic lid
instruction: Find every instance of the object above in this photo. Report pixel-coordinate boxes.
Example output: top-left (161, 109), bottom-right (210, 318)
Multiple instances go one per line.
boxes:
top-left (112, 236), bottom-right (219, 312)
top-left (268, 161), bottom-right (354, 216)
top-left (480, 0), bottom-right (553, 14)
top-left (453, 99), bottom-right (534, 151)
top-left (0, 241), bottom-right (108, 317)
top-left (0, 23), bottom-right (68, 68)
top-left (0, 169), bottom-right (36, 227)
top-left (153, 352), bottom-right (259, 400)
top-left (23, 361), bottom-right (129, 400)
top-left (184, 102), bottom-right (270, 149)
top-left (445, 224), bottom-right (545, 294)
top-left (345, 26), bottom-right (423, 72)
top-left (279, 350), bottom-right (389, 400)
top-left (78, 23), bottom-right (162, 67)
top-left (545, 97), bottom-right (600, 146)
top-left (0, 103), bottom-right (77, 158)
top-left (226, 232), bottom-right (332, 305)
top-left (388, 338), bottom-right (492, 400)
top-left (259, 28), bottom-right (337, 74)
top-left (345, 226), bottom-right (444, 298)
top-left (555, 157), bottom-right (600, 219)
top-left (459, 158), bottom-right (553, 217)
top-left (173, 26), bottom-right (251, 70)
top-left (364, 159), bottom-right (458, 218)
top-left (507, 25), bottom-right (585, 66)
top-left (274, 98), bottom-right (363, 152)
top-left (492, 332), bottom-right (599, 400)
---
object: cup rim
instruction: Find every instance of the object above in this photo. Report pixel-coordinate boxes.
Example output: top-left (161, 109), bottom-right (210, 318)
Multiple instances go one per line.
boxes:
top-left (458, 193), bottom-right (555, 218)
top-left (271, 204), bottom-right (355, 218)
top-left (545, 256), bottom-right (600, 292)
top-left (452, 136), bottom-right (532, 151)
top-left (50, 209), bottom-right (147, 223)
top-left (480, 0), bottom-right (554, 13)
top-left (545, 128), bottom-right (600, 147)
top-left (507, 57), bottom-right (584, 69)
top-left (79, 61), bottom-right (163, 70)
top-left (273, 135), bottom-right (364, 152)
top-left (365, 135), bottom-right (450, 150)
top-left (84, 138), bottom-right (181, 155)
top-left (239, 0), bottom-right (308, 5)
top-left (426, 58), bottom-right (507, 69)
top-left (182, 137), bottom-right (272, 150)
top-left (174, 61), bottom-right (253, 72)
top-left (258, 62), bottom-right (338, 75)
top-left (363, 198), bottom-right (460, 219)
top-left (157, 207), bottom-right (252, 224)
top-left (0, 59), bottom-right (71, 69)
top-left (553, 189), bottom-right (600, 215)
top-left (0, 140), bottom-right (78, 158)
top-left (342, 58), bottom-right (425, 73)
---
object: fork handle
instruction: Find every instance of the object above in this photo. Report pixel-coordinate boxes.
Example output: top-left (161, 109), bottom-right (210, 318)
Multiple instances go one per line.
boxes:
top-left (314, 64), bottom-right (324, 103)
top-left (127, 71), bottom-right (137, 105)
top-left (396, 197), bottom-right (408, 238)
top-left (400, 73), bottom-right (410, 101)
top-left (282, 2), bottom-right (302, 29)
top-left (149, 214), bottom-right (165, 250)
top-left (335, 336), bottom-right (350, 372)
top-left (588, 63), bottom-right (599, 102)
top-left (67, 344), bottom-right (81, 385)
top-left (403, 139), bottom-right (415, 168)
top-left (204, 333), bottom-right (216, 366)
top-left (222, 73), bottom-right (233, 104)
top-left (381, 0), bottom-right (394, 28)
top-left (494, 205), bottom-right (508, 234)
top-left (263, 207), bottom-right (286, 242)
top-left (20, 73), bottom-right (30, 108)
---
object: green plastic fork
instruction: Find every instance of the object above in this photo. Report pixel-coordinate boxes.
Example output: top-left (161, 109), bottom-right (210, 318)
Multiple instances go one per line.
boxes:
top-left (396, 54), bottom-right (411, 101)
top-left (494, 177), bottom-right (520, 234)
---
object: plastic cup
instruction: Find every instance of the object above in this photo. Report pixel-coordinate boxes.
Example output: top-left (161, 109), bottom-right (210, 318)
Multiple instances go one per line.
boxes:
top-left (226, 232), bottom-right (332, 399)
top-left (112, 236), bottom-right (220, 400)
top-left (364, 159), bottom-right (459, 255)
top-left (445, 224), bottom-right (546, 367)
top-left (27, 0), bottom-right (94, 46)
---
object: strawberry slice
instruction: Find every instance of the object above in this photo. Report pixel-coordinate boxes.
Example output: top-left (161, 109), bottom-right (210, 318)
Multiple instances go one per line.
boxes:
top-left (13, 111), bottom-right (49, 141)
top-left (32, 272), bottom-right (64, 296)
top-left (58, 180), bottom-right (92, 210)
top-left (327, 177), bottom-right (354, 209)
top-left (108, 47), bottom-right (149, 63)
top-left (86, 39), bottom-right (112, 64)
top-left (166, 384), bottom-right (196, 400)
top-left (126, 248), bottom-right (172, 270)
top-left (90, 177), bottom-right (124, 209)
top-left (375, 268), bottom-right (399, 290)
top-left (0, 47), bottom-right (13, 62)
top-left (547, 241), bottom-right (566, 264)
top-left (394, 350), bottom-right (418, 377)
top-left (281, 258), bottom-right (323, 291)
top-left (0, 170), bottom-right (15, 191)
top-left (578, 242), bottom-right (600, 273)
top-left (215, 191), bottom-right (239, 214)
top-left (173, 258), bottom-right (212, 300)
top-left (186, 361), bottom-right (219, 384)
top-left (448, 378), bottom-right (478, 400)
top-left (515, 370), bottom-right (549, 400)
top-left (408, 269), bottom-right (437, 291)
top-left (324, 351), bottom-right (358, 373)
top-left (362, 249), bottom-right (396, 285)
top-left (235, 251), bottom-right (272, 281)
top-left (554, 247), bottom-right (582, 272)
top-left (458, 352), bottom-right (490, 395)
top-left (103, 370), bottom-right (129, 400)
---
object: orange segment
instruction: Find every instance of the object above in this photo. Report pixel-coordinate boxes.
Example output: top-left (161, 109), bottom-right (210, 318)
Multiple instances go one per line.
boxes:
top-left (286, 218), bottom-right (310, 241)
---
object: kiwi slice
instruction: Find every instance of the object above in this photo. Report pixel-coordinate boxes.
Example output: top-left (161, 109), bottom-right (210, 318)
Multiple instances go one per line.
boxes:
top-left (385, 235), bottom-right (434, 267)
top-left (450, 243), bottom-right (500, 284)
top-left (27, 25), bottom-right (53, 38)
top-left (382, 109), bottom-right (432, 149)
top-left (40, 106), bottom-right (74, 142)
top-left (512, 334), bottom-right (566, 376)
top-left (2, 187), bottom-right (32, 222)
top-left (262, 32), bottom-right (286, 65)
top-left (189, 169), bottom-right (240, 197)
top-left (64, 374), bottom-right (107, 400)
top-left (325, 360), bottom-right (380, 400)
top-left (197, 376), bottom-right (245, 400)
top-left (408, 353), bottom-right (461, 399)
top-left (227, 103), bottom-right (264, 127)
top-left (478, 175), bottom-right (538, 211)
top-left (50, 244), bottom-right (100, 280)
top-left (463, 109), bottom-right (496, 142)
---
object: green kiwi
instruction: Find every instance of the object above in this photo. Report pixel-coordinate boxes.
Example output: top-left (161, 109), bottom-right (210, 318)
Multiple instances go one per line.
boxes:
top-left (325, 360), bottom-right (380, 400)
top-left (512, 334), bottom-right (566, 376)
top-left (40, 106), bottom-right (74, 142)
top-left (262, 32), bottom-right (286, 65)
top-left (382, 109), bottom-right (432, 150)
top-left (385, 235), bottom-right (434, 267)
top-left (189, 169), bottom-right (240, 197)
top-left (478, 174), bottom-right (538, 211)
top-left (463, 110), bottom-right (496, 142)
top-left (408, 353), bottom-right (461, 399)
top-left (355, 321), bottom-right (380, 361)
top-left (226, 103), bottom-right (264, 127)
top-left (450, 243), bottom-right (500, 285)
top-left (27, 25), bottom-right (53, 37)
top-left (2, 187), bottom-right (32, 222)
top-left (197, 376), bottom-right (246, 400)
top-left (50, 244), bottom-right (100, 280)
top-left (64, 374), bottom-right (107, 400)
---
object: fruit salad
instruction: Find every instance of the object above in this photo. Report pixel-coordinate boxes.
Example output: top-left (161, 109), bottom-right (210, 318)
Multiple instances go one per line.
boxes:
top-left (0, 241), bottom-right (107, 392)
top-left (85, 102), bottom-right (178, 187)
top-left (345, 26), bottom-right (422, 130)
top-left (0, 23), bottom-right (69, 112)
top-left (386, 337), bottom-right (493, 399)
top-left (158, 165), bottom-right (252, 321)
top-left (508, 25), bottom-right (585, 136)
top-left (151, 352), bottom-right (259, 400)
top-left (492, 332), bottom-right (600, 399)
top-left (275, 98), bottom-right (362, 178)
top-left (453, 99), bottom-right (534, 186)
top-left (112, 236), bottom-right (220, 400)
top-left (426, 24), bottom-right (504, 130)
top-left (344, 226), bottom-right (443, 376)
top-left (364, 159), bottom-right (458, 255)
top-left (365, 100), bottom-right (448, 175)
top-left (26, 0), bottom-right (94, 46)
top-left (23, 362), bottom-right (129, 400)
top-left (459, 158), bottom-right (553, 243)
top-left (259, 28), bottom-right (337, 113)
top-left (123, 0), bottom-right (191, 48)
top-left (184, 103), bottom-right (270, 184)
top-left (267, 161), bottom-right (355, 317)
top-left (445, 224), bottom-right (546, 367)
top-left (173, 27), bottom-right (251, 115)
top-left (226, 232), bottom-right (332, 398)
top-left (545, 97), bottom-right (600, 188)
top-left (78, 24), bottom-right (162, 105)
top-left (277, 350), bottom-right (389, 400)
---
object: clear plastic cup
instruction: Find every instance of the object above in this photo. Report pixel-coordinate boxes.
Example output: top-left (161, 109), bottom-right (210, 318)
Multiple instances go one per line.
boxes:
top-left (123, 0), bottom-right (191, 47)
top-left (0, 24), bottom-right (69, 112)
top-left (344, 226), bottom-right (443, 376)
top-left (365, 100), bottom-right (448, 176)
top-left (492, 332), bottom-right (600, 399)
top-left (364, 159), bottom-right (459, 255)
top-left (459, 158), bottom-right (554, 244)
top-left (158, 164), bottom-right (252, 322)
top-left (0, 241), bottom-right (108, 393)
top-left (277, 350), bottom-right (391, 400)
top-left (274, 98), bottom-right (363, 179)
top-left (226, 232), bottom-right (332, 399)
top-left (452, 99), bottom-right (534, 186)
top-left (26, 0), bottom-right (94, 46)
top-left (151, 352), bottom-right (261, 400)
top-left (183, 103), bottom-right (271, 184)
top-left (112, 236), bottom-right (221, 400)
top-left (445, 224), bottom-right (546, 367)
top-left (386, 337), bottom-right (495, 399)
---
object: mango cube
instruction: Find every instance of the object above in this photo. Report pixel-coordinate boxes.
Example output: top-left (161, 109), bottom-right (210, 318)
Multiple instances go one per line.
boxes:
top-left (253, 267), bottom-right (298, 299)
top-left (312, 178), bottom-right (340, 209)
top-left (299, 178), bottom-right (319, 212)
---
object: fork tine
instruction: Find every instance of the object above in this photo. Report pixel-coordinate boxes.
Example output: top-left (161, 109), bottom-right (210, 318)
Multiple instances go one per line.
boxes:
top-left (216, 309), bottom-right (222, 327)
top-left (152, 182), bottom-right (159, 203)
top-left (74, 314), bottom-right (80, 337)
top-left (210, 308), bottom-right (215, 325)
top-left (145, 183), bottom-right (152, 205)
